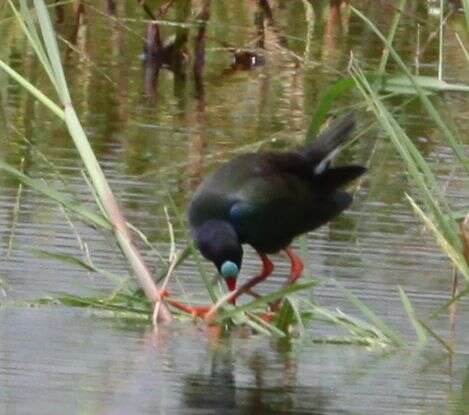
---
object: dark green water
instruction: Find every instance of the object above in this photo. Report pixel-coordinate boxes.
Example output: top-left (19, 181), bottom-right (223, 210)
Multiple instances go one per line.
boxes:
top-left (1, 1), bottom-right (468, 413)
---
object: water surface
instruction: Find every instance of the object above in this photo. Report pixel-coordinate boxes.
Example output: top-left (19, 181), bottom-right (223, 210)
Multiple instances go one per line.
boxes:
top-left (1, 1), bottom-right (468, 414)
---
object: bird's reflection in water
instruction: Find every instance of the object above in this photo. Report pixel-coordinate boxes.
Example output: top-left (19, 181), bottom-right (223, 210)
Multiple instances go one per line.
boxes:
top-left (181, 334), bottom-right (330, 414)
top-left (141, 1), bottom-right (190, 105)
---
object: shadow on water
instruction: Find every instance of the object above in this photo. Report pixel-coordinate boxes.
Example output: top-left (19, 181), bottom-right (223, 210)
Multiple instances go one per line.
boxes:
top-left (0, 0), bottom-right (469, 414)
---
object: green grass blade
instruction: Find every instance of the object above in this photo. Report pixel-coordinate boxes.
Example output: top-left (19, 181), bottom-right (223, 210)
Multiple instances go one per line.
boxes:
top-left (247, 312), bottom-right (286, 337)
top-left (378, 0), bottom-right (407, 73)
top-left (31, 249), bottom-right (95, 272)
top-left (7, 0), bottom-right (56, 89)
top-left (217, 279), bottom-right (317, 320)
top-left (63, 107), bottom-right (114, 200)
top-left (455, 33), bottom-right (469, 63)
top-left (351, 6), bottom-right (469, 171)
top-left (311, 336), bottom-right (383, 346)
top-left (380, 75), bottom-right (469, 93)
top-left (406, 195), bottom-right (469, 281)
top-left (430, 285), bottom-right (469, 318)
top-left (0, 160), bottom-right (110, 229)
top-left (418, 319), bottom-right (453, 354)
top-left (335, 281), bottom-right (406, 347)
top-left (55, 294), bottom-right (150, 316)
top-left (274, 297), bottom-right (297, 334)
top-left (310, 306), bottom-right (391, 346)
top-left (31, 249), bottom-right (126, 286)
top-left (351, 64), bottom-right (463, 258)
top-left (463, 0), bottom-right (469, 29)
top-left (0, 59), bottom-right (64, 119)
top-left (33, 0), bottom-right (71, 103)
top-left (398, 286), bottom-right (427, 346)
top-left (275, 296), bottom-right (305, 335)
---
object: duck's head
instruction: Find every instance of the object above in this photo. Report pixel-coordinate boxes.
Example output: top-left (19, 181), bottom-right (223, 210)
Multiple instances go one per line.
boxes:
top-left (193, 220), bottom-right (243, 292)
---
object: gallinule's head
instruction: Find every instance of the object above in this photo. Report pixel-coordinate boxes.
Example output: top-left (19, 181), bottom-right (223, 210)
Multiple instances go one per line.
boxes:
top-left (193, 220), bottom-right (243, 292)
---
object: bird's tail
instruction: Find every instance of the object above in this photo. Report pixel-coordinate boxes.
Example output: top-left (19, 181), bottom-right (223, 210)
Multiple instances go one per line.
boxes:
top-left (303, 113), bottom-right (366, 189)
top-left (302, 112), bottom-right (356, 173)
top-left (313, 165), bottom-right (366, 190)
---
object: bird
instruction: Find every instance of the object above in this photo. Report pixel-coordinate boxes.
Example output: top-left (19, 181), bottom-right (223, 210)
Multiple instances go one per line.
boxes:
top-left (167, 113), bottom-right (365, 317)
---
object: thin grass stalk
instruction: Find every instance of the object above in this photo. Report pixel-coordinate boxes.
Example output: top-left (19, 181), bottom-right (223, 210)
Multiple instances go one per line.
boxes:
top-left (36, 1), bottom-right (168, 318)
top-left (378, 0), bottom-right (407, 73)
top-left (398, 286), bottom-right (427, 346)
top-left (351, 6), bottom-right (469, 171)
top-left (3, 0), bottom-right (171, 321)
top-left (5, 158), bottom-right (24, 259)
top-left (10, 0), bottom-right (57, 87)
top-left (455, 33), bottom-right (469, 62)
top-left (448, 268), bottom-right (458, 347)
top-left (244, 313), bottom-right (282, 337)
top-left (415, 23), bottom-right (421, 74)
top-left (301, 0), bottom-right (314, 64)
top-left (335, 281), bottom-right (406, 347)
top-left (406, 195), bottom-right (469, 280)
top-left (438, 0), bottom-right (444, 81)
top-left (451, 214), bottom-right (469, 329)
top-left (431, 285), bottom-right (469, 318)
top-left (462, 215), bottom-right (469, 265)
top-left (418, 319), bottom-right (453, 354)
top-left (0, 60), bottom-right (64, 118)
top-left (354, 68), bottom-right (451, 222)
top-left (32, 249), bottom-right (126, 286)
top-left (215, 279), bottom-right (317, 321)
top-left (463, 0), bottom-right (469, 29)
top-left (0, 160), bottom-right (110, 229)
top-left (350, 64), bottom-right (469, 282)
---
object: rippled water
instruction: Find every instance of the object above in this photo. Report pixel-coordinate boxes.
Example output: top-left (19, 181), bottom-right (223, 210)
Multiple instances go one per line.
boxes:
top-left (1, 1), bottom-right (468, 414)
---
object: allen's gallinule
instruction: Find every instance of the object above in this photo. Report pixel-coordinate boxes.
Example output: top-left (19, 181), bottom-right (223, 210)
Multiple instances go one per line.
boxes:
top-left (166, 113), bottom-right (365, 317)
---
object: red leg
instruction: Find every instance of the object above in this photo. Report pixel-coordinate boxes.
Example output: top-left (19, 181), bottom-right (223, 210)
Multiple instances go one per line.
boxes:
top-left (270, 248), bottom-right (304, 312)
top-left (284, 248), bottom-right (304, 284)
top-left (232, 252), bottom-right (274, 302)
top-left (163, 252), bottom-right (275, 319)
top-left (205, 252), bottom-right (274, 318)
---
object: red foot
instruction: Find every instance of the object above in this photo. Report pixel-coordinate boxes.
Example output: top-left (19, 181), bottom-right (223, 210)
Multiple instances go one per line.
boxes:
top-left (166, 298), bottom-right (212, 317)
top-left (190, 306), bottom-right (212, 317)
top-left (160, 289), bottom-right (212, 318)
top-left (285, 248), bottom-right (304, 284)
top-left (259, 312), bottom-right (275, 322)
top-left (159, 289), bottom-right (169, 298)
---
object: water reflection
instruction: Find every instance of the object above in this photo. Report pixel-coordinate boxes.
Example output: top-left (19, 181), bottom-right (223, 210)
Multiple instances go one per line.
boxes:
top-left (186, 0), bottom-right (210, 190)
top-left (182, 368), bottom-right (329, 414)
top-left (1, 0), bottom-right (469, 413)
top-left (141, 1), bottom-right (190, 104)
top-left (181, 332), bottom-right (330, 414)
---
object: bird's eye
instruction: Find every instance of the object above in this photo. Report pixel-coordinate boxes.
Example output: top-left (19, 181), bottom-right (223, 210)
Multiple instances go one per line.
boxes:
top-left (220, 261), bottom-right (239, 278)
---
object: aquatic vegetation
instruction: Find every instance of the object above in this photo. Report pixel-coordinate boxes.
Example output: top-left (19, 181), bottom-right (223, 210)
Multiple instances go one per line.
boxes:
top-left (0, 0), bottom-right (467, 356)
top-left (0, 0), bottom-right (171, 322)
top-left (349, 5), bottom-right (469, 319)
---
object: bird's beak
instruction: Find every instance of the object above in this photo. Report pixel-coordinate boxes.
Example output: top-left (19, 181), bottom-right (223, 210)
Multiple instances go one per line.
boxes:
top-left (225, 276), bottom-right (237, 305)
top-left (225, 276), bottom-right (237, 292)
